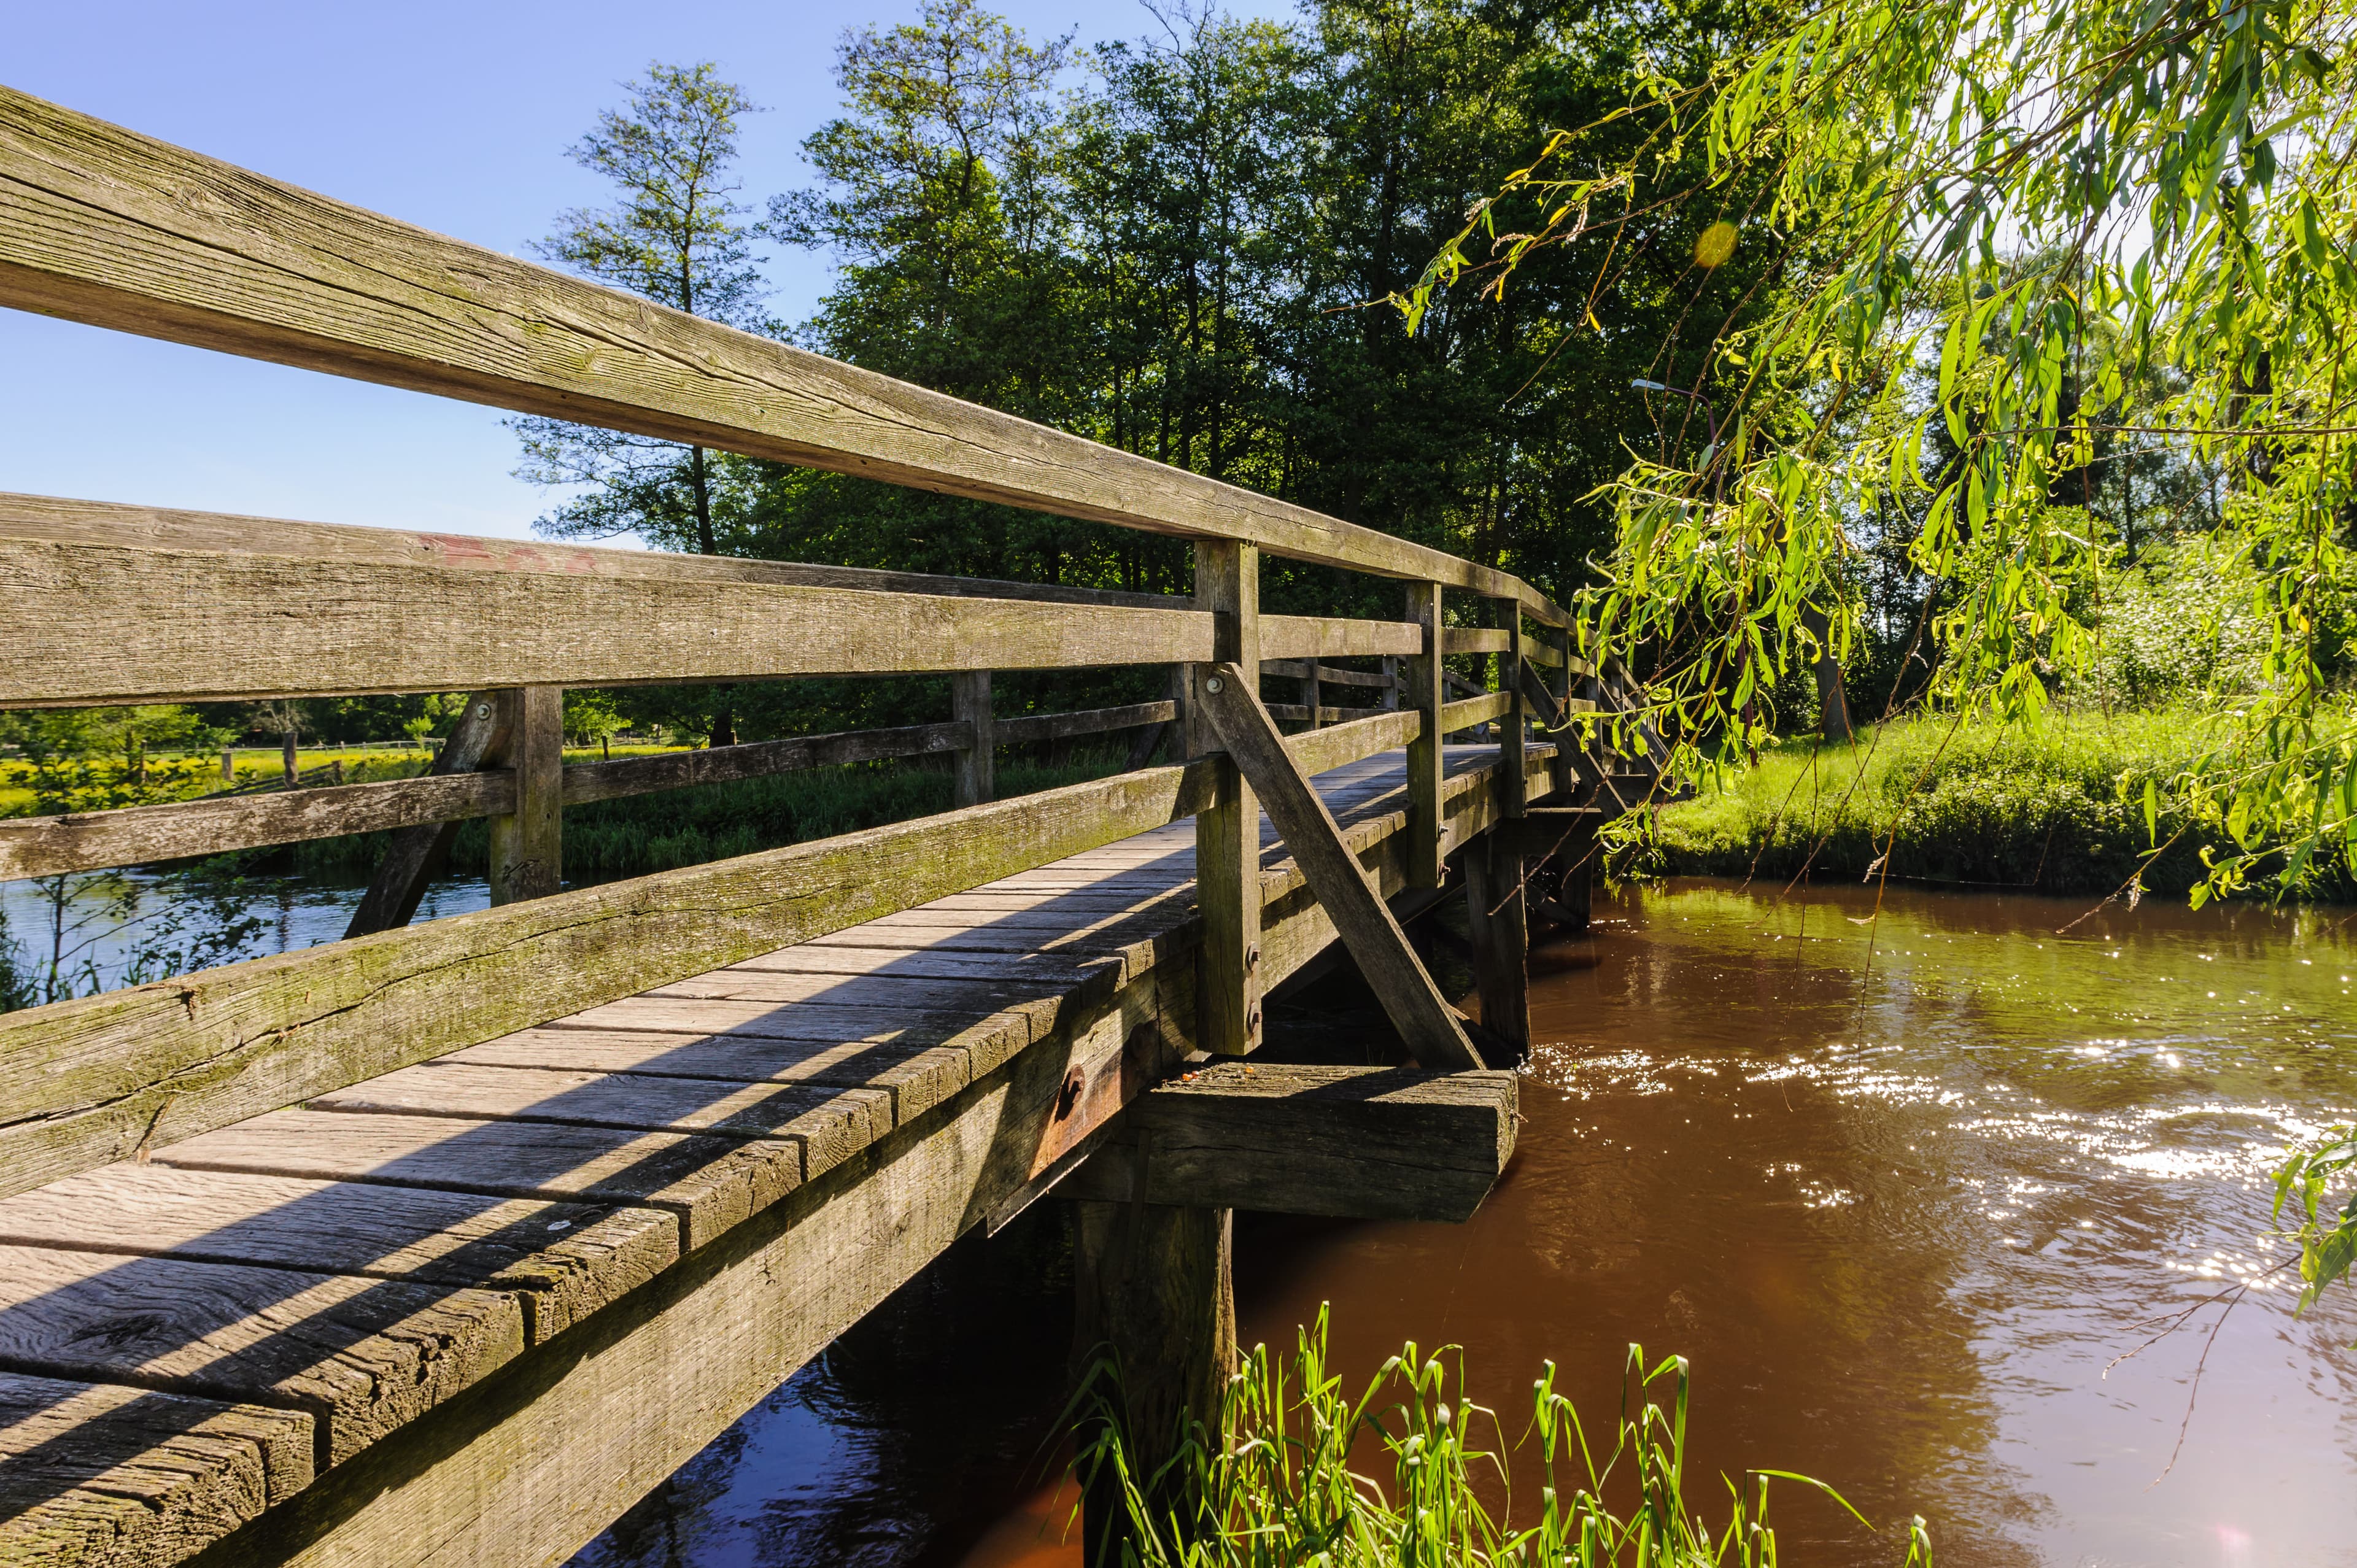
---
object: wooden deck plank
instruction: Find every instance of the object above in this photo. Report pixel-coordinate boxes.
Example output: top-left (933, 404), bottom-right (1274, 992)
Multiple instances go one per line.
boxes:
top-left (0, 1375), bottom-right (314, 1568)
top-left (0, 1167), bottom-right (675, 1345)
top-left (0, 1248), bottom-right (524, 1467)
top-left (304, 1067), bottom-right (891, 1181)
top-left (151, 1113), bottom-right (797, 1253)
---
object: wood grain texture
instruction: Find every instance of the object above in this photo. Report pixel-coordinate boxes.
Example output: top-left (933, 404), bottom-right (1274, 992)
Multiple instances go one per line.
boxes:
top-left (1194, 667), bottom-right (1479, 1072)
top-left (950, 671), bottom-right (993, 809)
top-left (1440, 627), bottom-right (1510, 655)
top-left (993, 701), bottom-right (1174, 746)
top-left (1257, 616), bottom-right (1420, 661)
top-left (304, 1066), bottom-right (891, 1181)
top-left (1462, 833), bottom-right (1528, 1063)
top-left (1404, 584), bottom-right (1444, 890)
top-left (0, 491), bottom-right (1190, 611)
top-left (562, 721), bottom-right (967, 804)
top-left (170, 973), bottom-right (1182, 1568)
top-left (1440, 690), bottom-right (1513, 733)
top-left (0, 760), bottom-right (1223, 1203)
top-left (0, 1165), bottom-right (675, 1346)
top-left (1188, 543), bottom-right (1259, 1057)
top-left (0, 92), bottom-right (1565, 622)
top-left (0, 772), bottom-right (512, 884)
top-left (0, 1246), bottom-right (524, 1467)
top-left (345, 695), bottom-right (506, 939)
top-left (1063, 1063), bottom-right (1517, 1222)
top-left (484, 687), bottom-right (560, 905)
top-left (0, 536), bottom-right (1212, 707)
top-left (1278, 709), bottom-right (1420, 782)
top-left (0, 1375), bottom-right (313, 1568)
top-left (154, 1113), bottom-right (799, 1254)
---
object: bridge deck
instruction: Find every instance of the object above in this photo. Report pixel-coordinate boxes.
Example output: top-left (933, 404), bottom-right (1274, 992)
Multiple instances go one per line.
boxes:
top-left (0, 747), bottom-right (1516, 1568)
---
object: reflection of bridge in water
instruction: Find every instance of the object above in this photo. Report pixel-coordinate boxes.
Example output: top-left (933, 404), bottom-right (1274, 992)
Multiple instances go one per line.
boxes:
top-left (0, 82), bottom-right (1663, 1568)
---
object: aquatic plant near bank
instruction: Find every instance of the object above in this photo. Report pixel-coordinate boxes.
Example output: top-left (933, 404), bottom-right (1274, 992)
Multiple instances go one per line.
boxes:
top-left (1072, 1308), bottom-right (1932, 1566)
top-left (2277, 1128), bottom-right (2357, 1319)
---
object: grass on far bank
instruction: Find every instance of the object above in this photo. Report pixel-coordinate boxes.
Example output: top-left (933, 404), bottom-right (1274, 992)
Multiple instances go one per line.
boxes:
top-left (1650, 708), bottom-right (2356, 903)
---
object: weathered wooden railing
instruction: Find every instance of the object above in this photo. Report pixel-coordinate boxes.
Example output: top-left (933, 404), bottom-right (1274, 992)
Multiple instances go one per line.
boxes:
top-left (0, 82), bottom-right (1698, 1568)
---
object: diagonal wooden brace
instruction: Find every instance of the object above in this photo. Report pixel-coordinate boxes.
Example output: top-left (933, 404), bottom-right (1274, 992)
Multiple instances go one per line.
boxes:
top-left (344, 693), bottom-right (509, 938)
top-left (1192, 662), bottom-right (1483, 1072)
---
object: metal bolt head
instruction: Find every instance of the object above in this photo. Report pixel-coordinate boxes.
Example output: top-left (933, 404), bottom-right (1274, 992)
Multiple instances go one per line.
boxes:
top-left (1247, 1004), bottom-right (1263, 1034)
top-left (1205, 675), bottom-right (1225, 694)
top-left (1245, 943), bottom-right (1261, 972)
top-left (475, 703), bottom-right (492, 720)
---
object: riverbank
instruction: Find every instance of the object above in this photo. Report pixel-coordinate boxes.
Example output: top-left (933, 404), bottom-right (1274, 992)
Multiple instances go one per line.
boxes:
top-left (1651, 709), bottom-right (2357, 902)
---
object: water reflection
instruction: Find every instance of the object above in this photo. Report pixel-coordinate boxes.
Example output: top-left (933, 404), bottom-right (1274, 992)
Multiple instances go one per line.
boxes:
top-left (576, 879), bottom-right (2357, 1568)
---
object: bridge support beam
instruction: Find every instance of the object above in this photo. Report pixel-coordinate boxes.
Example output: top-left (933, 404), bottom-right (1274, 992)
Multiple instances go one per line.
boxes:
top-left (1068, 1196), bottom-right (1234, 1568)
top-left (1461, 833), bottom-right (1530, 1063)
top-left (951, 670), bottom-right (994, 808)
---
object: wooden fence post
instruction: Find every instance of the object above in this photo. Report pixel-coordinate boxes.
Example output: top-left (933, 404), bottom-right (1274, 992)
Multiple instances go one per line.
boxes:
top-left (1381, 654), bottom-right (1400, 711)
top-left (952, 670), bottom-right (994, 808)
top-left (1494, 598), bottom-right (1526, 821)
top-left (280, 731), bottom-right (298, 789)
top-left (220, 747), bottom-right (234, 785)
top-left (487, 686), bottom-right (562, 905)
top-left (1301, 663), bottom-right (1322, 729)
top-left (1404, 582), bottom-right (1444, 890)
top-left (1191, 540), bottom-right (1261, 1055)
top-left (1545, 625), bottom-right (1577, 801)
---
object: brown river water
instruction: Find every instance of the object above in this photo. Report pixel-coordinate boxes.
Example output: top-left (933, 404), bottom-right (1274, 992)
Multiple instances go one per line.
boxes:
top-left (574, 878), bottom-right (2357, 1568)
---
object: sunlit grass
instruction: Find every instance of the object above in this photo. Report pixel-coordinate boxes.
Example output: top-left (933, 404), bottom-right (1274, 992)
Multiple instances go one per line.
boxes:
top-left (1072, 1308), bottom-right (1931, 1567)
top-left (1651, 709), bottom-right (2354, 902)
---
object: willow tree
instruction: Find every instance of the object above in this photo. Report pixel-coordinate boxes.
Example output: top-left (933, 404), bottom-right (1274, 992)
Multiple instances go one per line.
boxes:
top-left (1406, 0), bottom-right (2357, 1296)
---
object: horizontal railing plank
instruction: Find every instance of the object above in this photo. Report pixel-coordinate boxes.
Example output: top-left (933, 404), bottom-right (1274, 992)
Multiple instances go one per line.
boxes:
top-left (1441, 628), bottom-right (1511, 655)
top-left (562, 722), bottom-right (969, 806)
top-left (0, 491), bottom-right (1191, 611)
top-left (1261, 616), bottom-right (1420, 662)
top-left (0, 87), bottom-right (1567, 625)
top-left (0, 537), bottom-right (1212, 706)
top-left (0, 772), bottom-right (514, 882)
top-left (1258, 660), bottom-right (1395, 689)
top-left (1440, 690), bottom-right (1513, 732)
top-left (993, 701), bottom-right (1175, 746)
top-left (1280, 708), bottom-right (1420, 779)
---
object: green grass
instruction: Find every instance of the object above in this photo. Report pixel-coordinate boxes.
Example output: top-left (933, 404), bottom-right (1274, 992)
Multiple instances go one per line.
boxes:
top-left (1072, 1307), bottom-right (1929, 1567)
top-left (1651, 708), bottom-right (2356, 902)
top-left (290, 747), bottom-right (1137, 882)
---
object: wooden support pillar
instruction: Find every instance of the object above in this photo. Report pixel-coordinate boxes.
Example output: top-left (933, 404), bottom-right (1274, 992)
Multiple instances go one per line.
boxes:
top-left (1069, 1196), bottom-right (1234, 1567)
top-left (1542, 625), bottom-right (1577, 801)
top-left (280, 730), bottom-right (298, 788)
top-left (1191, 541), bottom-right (1261, 1056)
top-left (1404, 581), bottom-right (1444, 890)
top-left (952, 670), bottom-right (994, 808)
top-left (486, 685), bottom-right (562, 905)
top-left (1493, 598), bottom-right (1526, 820)
top-left (1462, 830), bottom-right (1530, 1064)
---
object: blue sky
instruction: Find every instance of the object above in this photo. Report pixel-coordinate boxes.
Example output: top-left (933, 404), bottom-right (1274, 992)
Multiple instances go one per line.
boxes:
top-left (2, 0), bottom-right (1291, 543)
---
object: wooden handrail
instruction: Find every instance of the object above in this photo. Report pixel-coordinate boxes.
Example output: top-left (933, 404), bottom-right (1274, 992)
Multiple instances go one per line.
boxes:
top-left (0, 86), bottom-right (1567, 626)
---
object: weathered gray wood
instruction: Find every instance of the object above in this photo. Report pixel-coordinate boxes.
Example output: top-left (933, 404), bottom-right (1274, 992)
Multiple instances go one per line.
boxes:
top-left (343, 694), bottom-right (506, 938)
top-left (1190, 543), bottom-right (1260, 1056)
top-left (1261, 660), bottom-right (1392, 690)
top-left (1494, 604), bottom-right (1526, 821)
top-left (1404, 583), bottom-right (1444, 890)
top-left (950, 671), bottom-right (993, 809)
top-left (995, 701), bottom-right (1174, 747)
top-left (1193, 664), bottom-right (1479, 1072)
top-left (0, 1375), bottom-right (314, 1568)
top-left (1441, 690), bottom-right (1513, 735)
top-left (0, 771), bottom-right (511, 884)
top-left (1066, 1062), bottom-right (1517, 1221)
top-left (0, 492), bottom-right (1191, 611)
top-left (0, 759), bottom-right (1227, 1203)
top-left (1280, 708), bottom-right (1420, 782)
top-left (1069, 1199), bottom-right (1233, 1567)
top-left (0, 1165), bottom-right (675, 1346)
top-left (1462, 834), bottom-right (1529, 1064)
top-left (0, 91), bottom-right (1566, 622)
top-left (0, 1246), bottom-right (524, 1467)
top-left (155, 1112), bottom-right (799, 1254)
top-left (304, 1065), bottom-right (889, 1180)
top-left (484, 687), bottom-right (560, 905)
top-left (0, 536), bottom-right (1214, 708)
top-left (1263, 703), bottom-right (1345, 725)
top-left (1257, 616), bottom-right (1421, 662)
top-left (1440, 627), bottom-right (1510, 655)
top-left (561, 720), bottom-right (968, 803)
top-left (169, 967), bottom-right (1178, 1568)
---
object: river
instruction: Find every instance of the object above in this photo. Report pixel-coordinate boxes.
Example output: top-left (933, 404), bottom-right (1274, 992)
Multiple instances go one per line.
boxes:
top-left (564, 876), bottom-right (2357, 1568)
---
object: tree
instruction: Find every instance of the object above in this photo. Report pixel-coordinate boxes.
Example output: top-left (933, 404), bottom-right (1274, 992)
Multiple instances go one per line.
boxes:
top-left (510, 61), bottom-right (770, 744)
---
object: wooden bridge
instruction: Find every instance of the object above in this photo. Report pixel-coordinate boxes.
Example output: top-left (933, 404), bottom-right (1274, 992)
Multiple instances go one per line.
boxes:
top-left (0, 85), bottom-right (1663, 1568)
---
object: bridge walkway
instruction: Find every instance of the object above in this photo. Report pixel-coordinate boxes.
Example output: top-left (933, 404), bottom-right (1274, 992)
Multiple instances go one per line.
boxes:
top-left (0, 747), bottom-right (1530, 1568)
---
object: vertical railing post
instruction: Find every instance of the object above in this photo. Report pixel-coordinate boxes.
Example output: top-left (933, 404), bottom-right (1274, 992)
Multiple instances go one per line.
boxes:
top-left (1545, 623), bottom-right (1577, 800)
top-left (1191, 540), bottom-right (1261, 1056)
top-left (487, 685), bottom-right (562, 904)
top-left (1493, 598), bottom-right (1526, 820)
top-left (1404, 581), bottom-right (1444, 890)
top-left (953, 670), bottom-right (995, 808)
top-left (1381, 655), bottom-right (1400, 711)
top-left (1302, 664), bottom-right (1323, 729)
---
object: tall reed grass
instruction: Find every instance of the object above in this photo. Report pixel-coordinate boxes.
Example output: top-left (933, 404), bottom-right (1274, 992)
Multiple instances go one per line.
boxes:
top-left (1070, 1308), bottom-right (1932, 1567)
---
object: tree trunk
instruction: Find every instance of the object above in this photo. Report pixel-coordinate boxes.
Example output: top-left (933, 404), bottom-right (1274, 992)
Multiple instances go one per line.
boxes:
top-left (1800, 604), bottom-right (1854, 743)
